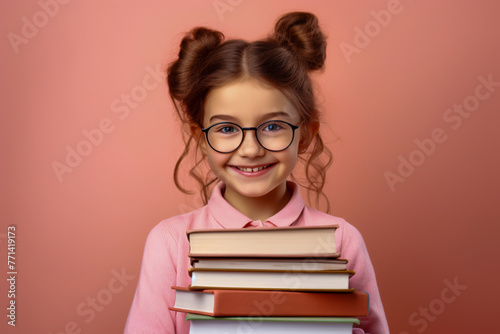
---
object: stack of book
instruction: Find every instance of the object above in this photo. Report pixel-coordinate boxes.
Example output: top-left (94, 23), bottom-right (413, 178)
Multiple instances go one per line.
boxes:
top-left (170, 225), bottom-right (368, 333)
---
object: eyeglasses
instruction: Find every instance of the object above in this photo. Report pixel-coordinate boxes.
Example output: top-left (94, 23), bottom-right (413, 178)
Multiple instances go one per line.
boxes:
top-left (201, 120), bottom-right (300, 153)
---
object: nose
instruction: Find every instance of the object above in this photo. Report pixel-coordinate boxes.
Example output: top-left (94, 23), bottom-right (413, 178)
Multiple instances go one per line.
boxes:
top-left (237, 130), bottom-right (265, 157)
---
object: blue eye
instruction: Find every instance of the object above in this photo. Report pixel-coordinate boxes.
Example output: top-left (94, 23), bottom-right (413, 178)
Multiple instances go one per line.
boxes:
top-left (262, 122), bottom-right (283, 132)
top-left (213, 124), bottom-right (240, 134)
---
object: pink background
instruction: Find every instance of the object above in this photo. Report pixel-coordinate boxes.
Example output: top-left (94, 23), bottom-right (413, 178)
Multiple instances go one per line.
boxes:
top-left (1, 0), bottom-right (499, 333)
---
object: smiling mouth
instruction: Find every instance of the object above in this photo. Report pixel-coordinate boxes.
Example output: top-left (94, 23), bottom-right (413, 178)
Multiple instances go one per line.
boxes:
top-left (234, 164), bottom-right (273, 172)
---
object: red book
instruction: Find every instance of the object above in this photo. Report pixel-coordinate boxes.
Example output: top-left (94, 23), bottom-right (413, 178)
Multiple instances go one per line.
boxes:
top-left (170, 286), bottom-right (369, 317)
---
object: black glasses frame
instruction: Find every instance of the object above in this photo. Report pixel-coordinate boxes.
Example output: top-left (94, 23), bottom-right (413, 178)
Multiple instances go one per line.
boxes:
top-left (201, 120), bottom-right (300, 153)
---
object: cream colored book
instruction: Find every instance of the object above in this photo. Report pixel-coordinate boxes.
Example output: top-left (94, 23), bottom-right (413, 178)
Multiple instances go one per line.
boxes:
top-left (191, 257), bottom-right (348, 271)
top-left (187, 225), bottom-right (339, 258)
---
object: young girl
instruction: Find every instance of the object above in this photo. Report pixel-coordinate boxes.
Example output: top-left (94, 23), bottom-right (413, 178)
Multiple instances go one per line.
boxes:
top-left (125, 12), bottom-right (389, 334)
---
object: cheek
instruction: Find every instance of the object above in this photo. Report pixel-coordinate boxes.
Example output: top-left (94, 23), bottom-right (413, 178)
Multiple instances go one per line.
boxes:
top-left (278, 147), bottom-right (299, 171)
top-left (205, 153), bottom-right (217, 170)
top-left (206, 152), bottom-right (228, 178)
top-left (289, 147), bottom-right (301, 173)
top-left (288, 139), bottom-right (300, 162)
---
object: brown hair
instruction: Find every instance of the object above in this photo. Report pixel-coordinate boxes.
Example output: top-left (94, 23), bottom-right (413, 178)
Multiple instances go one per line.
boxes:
top-left (166, 12), bottom-right (332, 212)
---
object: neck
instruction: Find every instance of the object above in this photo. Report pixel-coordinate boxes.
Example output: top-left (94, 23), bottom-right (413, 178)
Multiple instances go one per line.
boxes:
top-left (223, 182), bottom-right (291, 222)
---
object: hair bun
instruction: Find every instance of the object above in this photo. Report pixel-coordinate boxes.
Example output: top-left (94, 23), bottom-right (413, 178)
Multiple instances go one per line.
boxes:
top-left (167, 27), bottom-right (224, 101)
top-left (272, 12), bottom-right (326, 71)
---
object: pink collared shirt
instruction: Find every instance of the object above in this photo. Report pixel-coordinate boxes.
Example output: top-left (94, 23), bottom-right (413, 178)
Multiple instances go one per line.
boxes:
top-left (124, 182), bottom-right (389, 333)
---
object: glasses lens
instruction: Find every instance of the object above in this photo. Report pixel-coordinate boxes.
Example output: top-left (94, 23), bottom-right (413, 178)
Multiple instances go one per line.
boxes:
top-left (207, 123), bottom-right (243, 153)
top-left (257, 121), bottom-right (294, 151)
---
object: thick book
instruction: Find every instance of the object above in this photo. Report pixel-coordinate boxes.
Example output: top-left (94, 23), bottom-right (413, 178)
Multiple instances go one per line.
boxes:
top-left (187, 225), bottom-right (339, 258)
top-left (188, 268), bottom-right (354, 291)
top-left (170, 286), bottom-right (369, 317)
top-left (190, 257), bottom-right (348, 271)
top-left (186, 313), bottom-right (360, 334)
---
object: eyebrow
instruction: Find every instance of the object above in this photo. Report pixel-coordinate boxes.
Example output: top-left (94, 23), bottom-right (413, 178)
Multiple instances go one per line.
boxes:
top-left (209, 111), bottom-right (293, 123)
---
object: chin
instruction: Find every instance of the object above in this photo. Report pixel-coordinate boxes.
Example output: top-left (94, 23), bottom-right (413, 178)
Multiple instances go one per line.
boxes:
top-left (228, 180), bottom-right (285, 199)
top-left (231, 187), bottom-right (271, 199)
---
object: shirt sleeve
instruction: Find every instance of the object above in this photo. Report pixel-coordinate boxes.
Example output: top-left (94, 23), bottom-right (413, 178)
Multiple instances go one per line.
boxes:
top-left (124, 222), bottom-right (179, 333)
top-left (340, 221), bottom-right (390, 334)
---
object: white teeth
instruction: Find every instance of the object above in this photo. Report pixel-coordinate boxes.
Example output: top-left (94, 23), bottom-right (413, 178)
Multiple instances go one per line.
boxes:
top-left (236, 165), bottom-right (270, 172)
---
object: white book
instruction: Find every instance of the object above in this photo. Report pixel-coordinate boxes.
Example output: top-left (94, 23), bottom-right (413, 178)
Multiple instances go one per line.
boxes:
top-left (189, 268), bottom-right (354, 291)
top-left (187, 314), bottom-right (360, 334)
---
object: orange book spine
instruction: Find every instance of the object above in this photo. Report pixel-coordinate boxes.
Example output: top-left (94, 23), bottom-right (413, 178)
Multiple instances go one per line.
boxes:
top-left (212, 290), bottom-right (369, 317)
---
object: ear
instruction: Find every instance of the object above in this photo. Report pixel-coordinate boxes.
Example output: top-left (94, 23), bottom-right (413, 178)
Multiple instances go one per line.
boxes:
top-left (190, 124), bottom-right (207, 155)
top-left (200, 136), bottom-right (208, 155)
top-left (298, 120), bottom-right (319, 153)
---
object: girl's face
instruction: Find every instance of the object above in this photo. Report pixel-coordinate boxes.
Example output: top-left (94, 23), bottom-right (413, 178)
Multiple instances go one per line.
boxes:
top-left (202, 78), bottom-right (302, 207)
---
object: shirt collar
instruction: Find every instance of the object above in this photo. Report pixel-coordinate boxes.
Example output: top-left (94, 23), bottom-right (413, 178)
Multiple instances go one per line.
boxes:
top-left (207, 181), bottom-right (305, 229)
